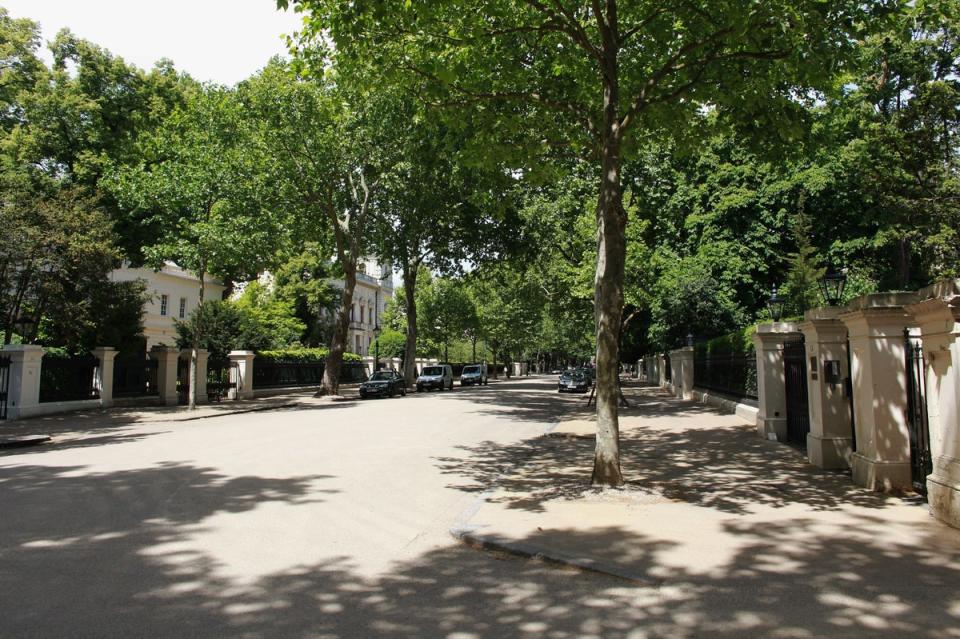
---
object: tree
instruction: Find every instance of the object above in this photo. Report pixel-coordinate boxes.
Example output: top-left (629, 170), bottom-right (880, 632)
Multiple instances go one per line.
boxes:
top-left (286, 0), bottom-right (869, 485)
top-left (418, 277), bottom-right (477, 362)
top-left (106, 85), bottom-right (281, 407)
top-left (241, 61), bottom-right (401, 396)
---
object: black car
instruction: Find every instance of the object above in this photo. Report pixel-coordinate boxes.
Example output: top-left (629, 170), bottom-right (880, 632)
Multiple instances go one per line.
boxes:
top-left (558, 370), bottom-right (590, 393)
top-left (359, 370), bottom-right (407, 399)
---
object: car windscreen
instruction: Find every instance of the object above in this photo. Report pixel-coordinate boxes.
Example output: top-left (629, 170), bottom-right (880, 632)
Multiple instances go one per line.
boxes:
top-left (462, 366), bottom-right (480, 374)
top-left (369, 372), bottom-right (392, 381)
top-left (563, 372), bottom-right (585, 380)
top-left (422, 367), bottom-right (443, 376)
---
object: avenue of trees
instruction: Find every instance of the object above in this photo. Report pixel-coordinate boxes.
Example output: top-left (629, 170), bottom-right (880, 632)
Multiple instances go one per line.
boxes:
top-left (2, 2), bottom-right (957, 476)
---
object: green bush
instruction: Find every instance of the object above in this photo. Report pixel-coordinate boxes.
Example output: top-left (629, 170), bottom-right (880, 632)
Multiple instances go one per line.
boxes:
top-left (694, 324), bottom-right (757, 358)
top-left (256, 347), bottom-right (361, 363)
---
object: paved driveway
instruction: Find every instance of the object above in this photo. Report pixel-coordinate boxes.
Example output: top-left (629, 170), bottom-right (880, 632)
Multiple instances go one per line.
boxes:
top-left (2, 376), bottom-right (958, 638)
top-left (0, 377), bottom-right (614, 638)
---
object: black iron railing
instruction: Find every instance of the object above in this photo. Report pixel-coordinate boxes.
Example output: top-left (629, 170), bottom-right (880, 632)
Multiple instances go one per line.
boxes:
top-left (40, 354), bottom-right (100, 403)
top-left (693, 352), bottom-right (758, 401)
top-left (207, 357), bottom-right (237, 401)
top-left (113, 355), bottom-right (159, 397)
top-left (253, 359), bottom-right (369, 389)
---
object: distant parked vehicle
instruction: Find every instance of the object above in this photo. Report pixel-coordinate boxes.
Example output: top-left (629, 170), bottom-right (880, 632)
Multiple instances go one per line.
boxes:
top-left (460, 363), bottom-right (488, 387)
top-left (359, 370), bottom-right (407, 399)
top-left (417, 364), bottom-right (454, 392)
top-left (558, 370), bottom-right (590, 393)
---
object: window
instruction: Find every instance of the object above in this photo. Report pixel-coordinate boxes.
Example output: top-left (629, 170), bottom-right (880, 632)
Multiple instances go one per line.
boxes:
top-left (360, 306), bottom-right (364, 323)
top-left (179, 297), bottom-right (187, 319)
top-left (351, 305), bottom-right (355, 321)
top-left (160, 294), bottom-right (168, 316)
top-left (355, 335), bottom-right (361, 353)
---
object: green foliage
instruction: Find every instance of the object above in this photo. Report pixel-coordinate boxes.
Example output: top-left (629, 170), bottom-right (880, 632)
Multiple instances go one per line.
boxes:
top-left (270, 245), bottom-right (339, 346)
top-left (234, 282), bottom-right (306, 349)
top-left (256, 347), bottom-right (361, 363)
top-left (782, 209), bottom-right (825, 316)
top-left (372, 329), bottom-right (406, 359)
top-left (174, 296), bottom-right (304, 360)
top-left (694, 325), bottom-right (757, 359)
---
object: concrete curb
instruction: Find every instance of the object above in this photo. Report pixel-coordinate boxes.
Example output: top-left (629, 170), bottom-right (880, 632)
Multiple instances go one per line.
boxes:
top-left (446, 413), bottom-right (658, 585)
top-left (450, 527), bottom-right (656, 585)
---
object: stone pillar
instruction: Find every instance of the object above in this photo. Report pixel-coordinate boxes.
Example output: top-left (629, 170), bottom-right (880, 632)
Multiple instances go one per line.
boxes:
top-left (657, 354), bottom-right (668, 388)
top-left (150, 346), bottom-right (180, 406)
top-left (195, 349), bottom-right (209, 404)
top-left (905, 280), bottom-right (960, 527)
top-left (670, 347), bottom-right (695, 400)
top-left (228, 351), bottom-right (255, 400)
top-left (2, 344), bottom-right (45, 420)
top-left (840, 292), bottom-right (920, 492)
top-left (798, 310), bottom-right (853, 469)
top-left (752, 322), bottom-right (802, 442)
top-left (91, 347), bottom-right (118, 409)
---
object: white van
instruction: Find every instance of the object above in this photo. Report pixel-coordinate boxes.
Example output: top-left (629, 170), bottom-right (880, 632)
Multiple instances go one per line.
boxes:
top-left (416, 364), bottom-right (454, 392)
top-left (460, 363), bottom-right (488, 386)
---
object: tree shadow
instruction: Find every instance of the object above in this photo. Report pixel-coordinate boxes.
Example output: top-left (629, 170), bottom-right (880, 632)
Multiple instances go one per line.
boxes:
top-left (3, 512), bottom-right (957, 637)
top-left (435, 383), bottom-right (899, 515)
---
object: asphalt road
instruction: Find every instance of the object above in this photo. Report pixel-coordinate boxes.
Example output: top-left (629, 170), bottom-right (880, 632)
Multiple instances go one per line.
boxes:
top-left (0, 376), bottom-right (655, 638)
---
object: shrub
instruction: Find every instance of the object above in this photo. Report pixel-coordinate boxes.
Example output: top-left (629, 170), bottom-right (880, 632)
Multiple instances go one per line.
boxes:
top-left (256, 347), bottom-right (361, 363)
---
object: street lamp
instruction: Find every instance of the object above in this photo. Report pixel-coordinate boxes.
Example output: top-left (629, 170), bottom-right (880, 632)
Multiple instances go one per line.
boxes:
top-left (13, 314), bottom-right (37, 344)
top-left (767, 284), bottom-right (786, 322)
top-left (373, 323), bottom-right (381, 371)
top-left (817, 265), bottom-right (847, 307)
top-left (686, 333), bottom-right (694, 347)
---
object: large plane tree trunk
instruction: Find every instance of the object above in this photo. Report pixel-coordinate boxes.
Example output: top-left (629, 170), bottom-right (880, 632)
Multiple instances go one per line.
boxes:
top-left (590, 8), bottom-right (626, 487)
top-left (323, 262), bottom-right (356, 396)
top-left (402, 264), bottom-right (419, 387)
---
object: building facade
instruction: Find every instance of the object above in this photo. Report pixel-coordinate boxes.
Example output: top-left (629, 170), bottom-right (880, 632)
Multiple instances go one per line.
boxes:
top-left (110, 262), bottom-right (227, 350)
top-left (330, 257), bottom-right (394, 357)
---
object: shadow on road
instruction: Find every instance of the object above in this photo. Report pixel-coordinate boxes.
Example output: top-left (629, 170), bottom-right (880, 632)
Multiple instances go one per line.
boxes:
top-left (435, 381), bottom-right (902, 515)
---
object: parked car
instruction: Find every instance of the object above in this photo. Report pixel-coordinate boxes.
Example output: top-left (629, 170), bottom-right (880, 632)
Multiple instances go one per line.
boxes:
top-left (460, 363), bottom-right (488, 386)
top-left (359, 370), bottom-right (407, 399)
top-left (417, 364), bottom-right (454, 392)
top-left (558, 370), bottom-right (590, 393)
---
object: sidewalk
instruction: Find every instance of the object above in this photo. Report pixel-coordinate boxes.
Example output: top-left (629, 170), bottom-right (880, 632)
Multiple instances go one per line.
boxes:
top-left (452, 384), bottom-right (960, 632)
top-left (0, 387), bottom-right (360, 444)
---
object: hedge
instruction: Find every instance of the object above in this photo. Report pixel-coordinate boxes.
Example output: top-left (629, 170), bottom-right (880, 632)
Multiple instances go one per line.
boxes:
top-left (256, 347), bottom-right (362, 363)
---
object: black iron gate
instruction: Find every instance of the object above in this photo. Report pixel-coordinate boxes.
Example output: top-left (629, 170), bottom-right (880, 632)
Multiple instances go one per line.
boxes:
top-left (905, 329), bottom-right (932, 496)
top-left (0, 354), bottom-right (10, 420)
top-left (784, 337), bottom-right (810, 447)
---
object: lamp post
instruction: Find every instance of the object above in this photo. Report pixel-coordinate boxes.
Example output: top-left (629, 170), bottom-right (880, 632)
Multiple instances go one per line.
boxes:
top-left (817, 265), bottom-right (847, 307)
top-left (767, 284), bottom-right (786, 322)
top-left (686, 333), bottom-right (694, 347)
top-left (373, 323), bottom-right (381, 372)
top-left (13, 314), bottom-right (37, 344)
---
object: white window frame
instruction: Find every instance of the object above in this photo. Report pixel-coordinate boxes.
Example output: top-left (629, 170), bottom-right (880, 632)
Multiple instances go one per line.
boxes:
top-left (160, 294), bottom-right (169, 316)
top-left (179, 297), bottom-right (187, 319)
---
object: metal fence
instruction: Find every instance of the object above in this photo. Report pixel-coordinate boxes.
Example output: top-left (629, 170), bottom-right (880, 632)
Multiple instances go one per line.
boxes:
top-left (112, 354), bottom-right (159, 398)
top-left (39, 354), bottom-right (101, 403)
top-left (693, 352), bottom-right (758, 401)
top-left (253, 359), bottom-right (369, 390)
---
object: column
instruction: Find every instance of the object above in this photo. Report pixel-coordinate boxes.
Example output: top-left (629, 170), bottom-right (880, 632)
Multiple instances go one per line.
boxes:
top-left (799, 310), bottom-right (853, 469)
top-left (2, 344), bottom-right (45, 420)
top-left (670, 347), bottom-right (695, 400)
top-left (150, 346), bottom-right (180, 406)
top-left (840, 292), bottom-right (920, 492)
top-left (194, 349), bottom-right (209, 404)
top-left (905, 280), bottom-right (960, 527)
top-left (657, 353), bottom-right (668, 388)
top-left (91, 347), bottom-right (118, 409)
top-left (752, 322), bottom-right (802, 442)
top-left (228, 351), bottom-right (255, 400)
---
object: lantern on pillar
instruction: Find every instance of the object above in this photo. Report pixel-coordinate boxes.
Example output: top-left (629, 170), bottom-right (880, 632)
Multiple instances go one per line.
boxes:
top-left (817, 265), bottom-right (847, 307)
top-left (767, 285), bottom-right (786, 322)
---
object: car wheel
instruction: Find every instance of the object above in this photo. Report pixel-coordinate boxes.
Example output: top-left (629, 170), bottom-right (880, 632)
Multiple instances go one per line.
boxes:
top-left (401, 386), bottom-right (406, 396)
top-left (416, 385), bottom-right (422, 393)
top-left (389, 386), bottom-right (395, 398)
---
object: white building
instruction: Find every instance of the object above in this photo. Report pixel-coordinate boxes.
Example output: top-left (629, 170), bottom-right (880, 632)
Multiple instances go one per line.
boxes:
top-left (110, 262), bottom-right (227, 350)
top-left (331, 257), bottom-right (394, 356)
